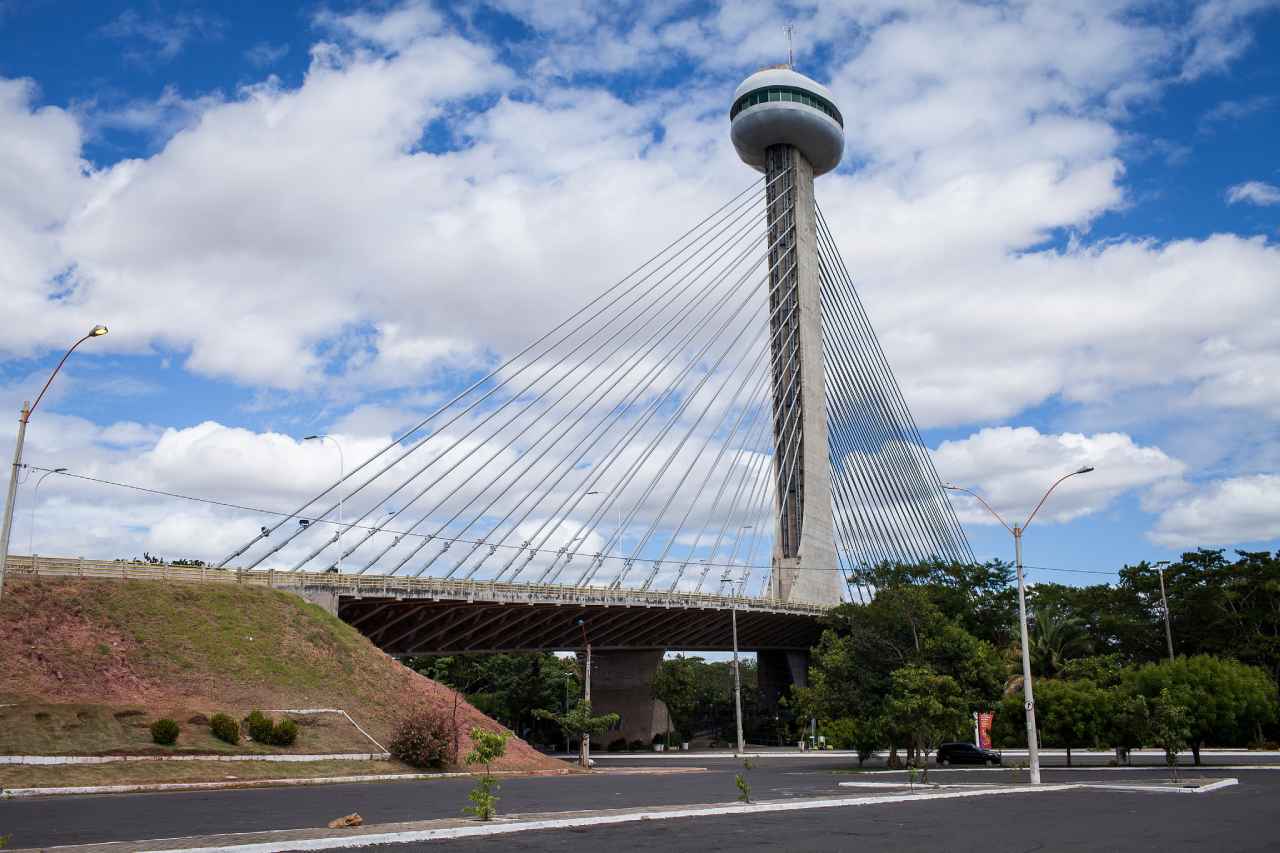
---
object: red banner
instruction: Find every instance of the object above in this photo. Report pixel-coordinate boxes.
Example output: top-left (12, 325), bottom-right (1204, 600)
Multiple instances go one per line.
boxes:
top-left (978, 712), bottom-right (994, 749)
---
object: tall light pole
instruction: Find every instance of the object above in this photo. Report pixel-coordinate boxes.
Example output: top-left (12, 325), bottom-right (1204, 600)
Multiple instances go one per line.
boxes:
top-left (944, 465), bottom-right (1094, 785)
top-left (29, 467), bottom-right (67, 556)
top-left (724, 568), bottom-right (746, 756)
top-left (577, 618), bottom-right (592, 768)
top-left (303, 435), bottom-right (345, 573)
top-left (0, 325), bottom-right (108, 602)
top-left (1152, 560), bottom-right (1174, 662)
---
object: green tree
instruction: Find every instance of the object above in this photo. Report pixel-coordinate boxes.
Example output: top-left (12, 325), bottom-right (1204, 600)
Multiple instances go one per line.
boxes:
top-left (463, 728), bottom-right (509, 820)
top-left (534, 700), bottom-right (620, 766)
top-left (884, 665), bottom-right (967, 777)
top-left (1030, 608), bottom-right (1091, 678)
top-left (1101, 691), bottom-right (1149, 765)
top-left (1150, 688), bottom-right (1191, 782)
top-left (1126, 655), bottom-right (1279, 763)
top-left (653, 655), bottom-right (701, 742)
top-left (1034, 678), bottom-right (1106, 766)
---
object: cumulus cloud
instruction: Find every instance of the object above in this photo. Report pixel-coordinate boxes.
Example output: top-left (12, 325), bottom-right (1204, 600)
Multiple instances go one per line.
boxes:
top-left (4, 0), bottom-right (1280, 560)
top-left (1226, 180), bottom-right (1280, 206)
top-left (1150, 474), bottom-right (1280, 546)
top-left (932, 426), bottom-right (1186, 526)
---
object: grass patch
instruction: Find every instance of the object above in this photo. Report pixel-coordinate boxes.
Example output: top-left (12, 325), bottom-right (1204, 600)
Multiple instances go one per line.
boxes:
top-left (0, 759), bottom-right (413, 790)
top-left (0, 704), bottom-right (378, 756)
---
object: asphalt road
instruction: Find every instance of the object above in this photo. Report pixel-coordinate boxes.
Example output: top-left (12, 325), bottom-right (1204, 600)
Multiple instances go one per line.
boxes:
top-left (422, 779), bottom-right (1280, 853)
top-left (2, 755), bottom-right (1277, 850)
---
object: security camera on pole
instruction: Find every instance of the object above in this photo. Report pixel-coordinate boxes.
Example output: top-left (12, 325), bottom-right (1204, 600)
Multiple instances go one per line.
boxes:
top-left (944, 465), bottom-right (1095, 785)
top-left (0, 325), bottom-right (108, 603)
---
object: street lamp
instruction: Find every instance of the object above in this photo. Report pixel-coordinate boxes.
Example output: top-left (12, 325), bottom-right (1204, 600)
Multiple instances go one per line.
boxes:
top-left (1152, 560), bottom-right (1174, 662)
top-left (585, 490), bottom-right (624, 553)
top-left (577, 617), bottom-right (592, 769)
top-left (303, 434), bottom-right (345, 573)
top-left (944, 464), bottom-right (1094, 785)
top-left (0, 325), bottom-right (108, 602)
top-left (29, 467), bottom-right (68, 556)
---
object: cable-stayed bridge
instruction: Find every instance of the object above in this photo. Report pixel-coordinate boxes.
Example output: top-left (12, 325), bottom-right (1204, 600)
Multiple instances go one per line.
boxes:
top-left (11, 66), bottom-right (972, 743)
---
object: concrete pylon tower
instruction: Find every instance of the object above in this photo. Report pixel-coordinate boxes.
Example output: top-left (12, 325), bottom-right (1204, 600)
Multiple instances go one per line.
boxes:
top-left (730, 66), bottom-right (845, 606)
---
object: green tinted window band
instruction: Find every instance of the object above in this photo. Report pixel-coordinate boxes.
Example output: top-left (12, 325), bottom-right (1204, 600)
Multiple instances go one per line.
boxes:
top-left (729, 86), bottom-right (844, 127)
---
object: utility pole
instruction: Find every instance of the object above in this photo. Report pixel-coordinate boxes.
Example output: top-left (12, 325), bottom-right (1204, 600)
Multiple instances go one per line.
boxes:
top-left (578, 618), bottom-right (592, 769)
top-left (1154, 560), bottom-right (1174, 662)
top-left (1012, 523), bottom-right (1040, 784)
top-left (729, 572), bottom-right (745, 755)
top-left (945, 464), bottom-right (1095, 786)
top-left (0, 403), bottom-right (31, 602)
top-left (0, 325), bottom-right (108, 603)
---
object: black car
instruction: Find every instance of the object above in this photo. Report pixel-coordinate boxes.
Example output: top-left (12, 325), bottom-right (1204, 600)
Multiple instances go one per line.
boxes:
top-left (936, 742), bottom-right (1002, 766)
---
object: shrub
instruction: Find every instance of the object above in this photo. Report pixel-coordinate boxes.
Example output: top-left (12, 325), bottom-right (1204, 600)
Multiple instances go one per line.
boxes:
top-left (210, 713), bottom-right (240, 745)
top-left (389, 707), bottom-right (456, 769)
top-left (607, 737), bottom-right (628, 752)
top-left (245, 710), bottom-right (274, 743)
top-left (652, 733), bottom-right (666, 747)
top-left (628, 739), bottom-right (646, 751)
top-left (272, 717), bottom-right (299, 746)
top-left (150, 718), bottom-right (180, 745)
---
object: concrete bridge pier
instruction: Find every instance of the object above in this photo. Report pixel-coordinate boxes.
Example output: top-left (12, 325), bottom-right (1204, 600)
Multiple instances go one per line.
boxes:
top-left (583, 649), bottom-right (670, 747)
top-left (757, 649), bottom-right (809, 711)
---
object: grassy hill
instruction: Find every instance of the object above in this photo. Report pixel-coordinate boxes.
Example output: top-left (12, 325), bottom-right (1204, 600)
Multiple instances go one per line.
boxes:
top-left (0, 576), bottom-right (562, 772)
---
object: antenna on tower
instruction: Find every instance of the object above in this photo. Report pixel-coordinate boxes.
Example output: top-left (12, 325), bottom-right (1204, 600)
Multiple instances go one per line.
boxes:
top-left (784, 24), bottom-right (794, 67)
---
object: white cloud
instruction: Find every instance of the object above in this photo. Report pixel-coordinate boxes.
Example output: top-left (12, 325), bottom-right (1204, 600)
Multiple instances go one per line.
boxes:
top-left (99, 9), bottom-right (224, 62)
top-left (932, 426), bottom-right (1186, 526)
top-left (1226, 180), bottom-right (1280, 206)
top-left (245, 42), bottom-right (290, 68)
top-left (1150, 473), bottom-right (1280, 546)
top-left (4, 0), bottom-right (1280, 563)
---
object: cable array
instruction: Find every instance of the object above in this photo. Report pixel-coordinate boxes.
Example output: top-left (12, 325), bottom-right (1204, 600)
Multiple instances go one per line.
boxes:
top-left (207, 179), bottom-right (972, 600)
top-left (816, 204), bottom-right (976, 601)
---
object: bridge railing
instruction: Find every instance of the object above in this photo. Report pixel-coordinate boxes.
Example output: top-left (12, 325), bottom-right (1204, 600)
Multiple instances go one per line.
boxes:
top-left (4, 555), bottom-right (831, 616)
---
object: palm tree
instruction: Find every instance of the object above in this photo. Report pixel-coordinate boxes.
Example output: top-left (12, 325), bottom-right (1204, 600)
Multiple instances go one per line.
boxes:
top-left (1030, 608), bottom-right (1090, 677)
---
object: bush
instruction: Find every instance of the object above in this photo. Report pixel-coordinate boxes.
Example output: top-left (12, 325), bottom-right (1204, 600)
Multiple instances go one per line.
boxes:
top-left (652, 732), bottom-right (666, 747)
top-left (389, 707), bottom-right (456, 769)
top-left (150, 718), bottom-right (180, 745)
top-left (243, 710), bottom-right (301, 746)
top-left (210, 713), bottom-right (240, 745)
top-left (245, 710), bottom-right (274, 743)
top-left (628, 739), bottom-right (645, 751)
top-left (607, 737), bottom-right (627, 752)
top-left (272, 717), bottom-right (299, 746)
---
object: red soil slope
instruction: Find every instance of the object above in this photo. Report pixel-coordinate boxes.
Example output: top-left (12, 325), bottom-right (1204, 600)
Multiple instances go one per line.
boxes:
top-left (0, 576), bottom-right (563, 771)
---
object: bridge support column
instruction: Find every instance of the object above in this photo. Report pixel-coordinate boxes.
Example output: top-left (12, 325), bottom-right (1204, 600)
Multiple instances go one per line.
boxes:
top-left (584, 649), bottom-right (670, 748)
top-left (765, 145), bottom-right (840, 607)
top-left (757, 649), bottom-right (809, 712)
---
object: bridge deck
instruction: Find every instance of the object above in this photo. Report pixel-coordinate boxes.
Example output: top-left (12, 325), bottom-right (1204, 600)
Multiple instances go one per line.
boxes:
top-left (5, 555), bottom-right (832, 653)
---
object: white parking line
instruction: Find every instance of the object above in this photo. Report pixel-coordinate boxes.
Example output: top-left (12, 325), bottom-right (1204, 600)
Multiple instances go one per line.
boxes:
top-left (142, 785), bottom-right (1078, 853)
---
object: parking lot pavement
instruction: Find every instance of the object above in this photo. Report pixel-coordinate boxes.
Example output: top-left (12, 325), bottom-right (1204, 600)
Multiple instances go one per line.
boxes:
top-left (2, 755), bottom-right (1274, 850)
top-left (363, 771), bottom-right (1279, 853)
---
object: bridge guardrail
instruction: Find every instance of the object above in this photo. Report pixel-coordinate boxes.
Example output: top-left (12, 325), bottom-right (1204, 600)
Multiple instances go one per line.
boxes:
top-left (5, 555), bottom-right (832, 616)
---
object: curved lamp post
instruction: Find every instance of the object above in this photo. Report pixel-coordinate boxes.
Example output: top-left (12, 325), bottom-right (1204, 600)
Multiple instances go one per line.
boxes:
top-left (29, 467), bottom-right (68, 557)
top-left (0, 325), bottom-right (108, 602)
top-left (944, 465), bottom-right (1094, 785)
top-left (303, 434), bottom-right (345, 573)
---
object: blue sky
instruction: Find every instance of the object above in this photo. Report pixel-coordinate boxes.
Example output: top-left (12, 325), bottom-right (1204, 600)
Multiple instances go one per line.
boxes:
top-left (1, 0), bottom-right (1279, 589)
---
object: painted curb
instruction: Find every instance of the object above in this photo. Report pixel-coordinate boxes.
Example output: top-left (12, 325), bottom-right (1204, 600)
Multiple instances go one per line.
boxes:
top-left (0, 752), bottom-right (390, 766)
top-left (136, 786), bottom-right (1080, 853)
top-left (0, 768), bottom-right (576, 798)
